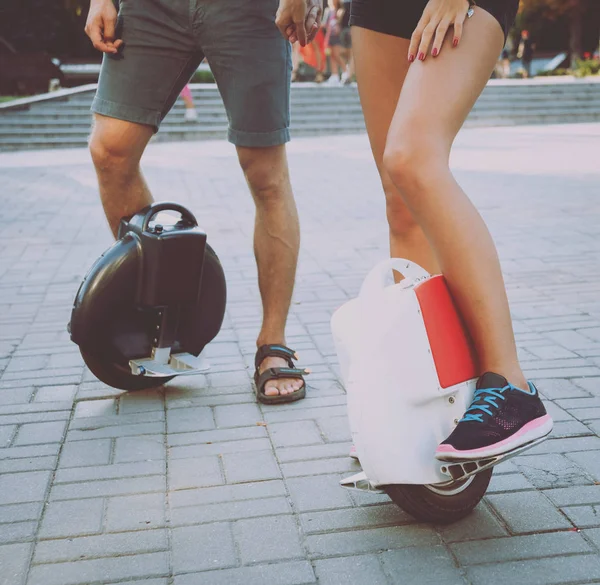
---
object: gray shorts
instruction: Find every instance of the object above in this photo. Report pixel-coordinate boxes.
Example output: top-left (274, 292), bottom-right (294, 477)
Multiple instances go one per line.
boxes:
top-left (92, 0), bottom-right (292, 147)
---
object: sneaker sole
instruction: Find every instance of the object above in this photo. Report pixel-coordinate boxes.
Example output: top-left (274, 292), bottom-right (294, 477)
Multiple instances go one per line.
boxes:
top-left (435, 414), bottom-right (553, 461)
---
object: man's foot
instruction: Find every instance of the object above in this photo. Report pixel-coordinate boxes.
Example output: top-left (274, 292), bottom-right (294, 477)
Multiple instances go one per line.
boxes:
top-left (254, 344), bottom-right (308, 404)
top-left (435, 372), bottom-right (553, 461)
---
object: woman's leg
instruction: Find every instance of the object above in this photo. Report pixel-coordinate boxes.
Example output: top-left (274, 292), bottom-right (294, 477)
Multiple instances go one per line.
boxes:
top-left (381, 8), bottom-right (525, 388)
top-left (352, 26), bottom-right (439, 273)
top-left (330, 45), bottom-right (343, 76)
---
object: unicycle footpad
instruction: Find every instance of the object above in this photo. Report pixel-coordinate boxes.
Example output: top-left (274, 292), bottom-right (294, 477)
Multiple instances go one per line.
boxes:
top-left (69, 203), bottom-right (227, 390)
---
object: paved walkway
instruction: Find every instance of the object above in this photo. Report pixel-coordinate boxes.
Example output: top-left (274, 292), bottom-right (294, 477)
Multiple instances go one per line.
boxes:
top-left (1, 124), bottom-right (600, 585)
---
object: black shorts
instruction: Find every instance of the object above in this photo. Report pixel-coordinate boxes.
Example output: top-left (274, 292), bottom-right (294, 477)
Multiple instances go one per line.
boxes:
top-left (349, 0), bottom-right (518, 43)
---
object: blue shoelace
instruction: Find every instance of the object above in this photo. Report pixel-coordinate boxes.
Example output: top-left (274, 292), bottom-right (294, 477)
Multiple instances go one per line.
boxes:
top-left (460, 384), bottom-right (514, 423)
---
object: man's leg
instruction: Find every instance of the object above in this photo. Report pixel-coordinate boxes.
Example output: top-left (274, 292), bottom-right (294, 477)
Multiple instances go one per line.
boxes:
top-left (237, 145), bottom-right (303, 397)
top-left (89, 115), bottom-right (154, 237)
top-left (200, 0), bottom-right (305, 400)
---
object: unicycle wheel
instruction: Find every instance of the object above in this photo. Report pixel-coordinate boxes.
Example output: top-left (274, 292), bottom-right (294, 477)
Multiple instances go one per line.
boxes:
top-left (382, 468), bottom-right (493, 524)
top-left (81, 350), bottom-right (174, 391)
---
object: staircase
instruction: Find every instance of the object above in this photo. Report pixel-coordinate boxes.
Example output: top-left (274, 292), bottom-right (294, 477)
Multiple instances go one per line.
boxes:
top-left (1, 78), bottom-right (599, 151)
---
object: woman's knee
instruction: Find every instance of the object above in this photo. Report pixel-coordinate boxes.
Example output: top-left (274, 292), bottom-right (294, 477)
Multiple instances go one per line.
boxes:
top-left (382, 129), bottom-right (447, 194)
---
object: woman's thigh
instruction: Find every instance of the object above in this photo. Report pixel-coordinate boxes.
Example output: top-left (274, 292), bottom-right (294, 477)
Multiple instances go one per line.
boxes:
top-left (387, 7), bottom-right (505, 153)
top-left (351, 26), bottom-right (410, 172)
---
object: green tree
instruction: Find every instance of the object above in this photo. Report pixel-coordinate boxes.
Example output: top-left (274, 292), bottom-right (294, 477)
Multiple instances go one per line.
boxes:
top-left (520, 0), bottom-right (590, 66)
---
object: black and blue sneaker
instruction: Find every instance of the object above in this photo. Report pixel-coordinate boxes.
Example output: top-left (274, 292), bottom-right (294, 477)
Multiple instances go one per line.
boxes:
top-left (435, 372), bottom-right (553, 461)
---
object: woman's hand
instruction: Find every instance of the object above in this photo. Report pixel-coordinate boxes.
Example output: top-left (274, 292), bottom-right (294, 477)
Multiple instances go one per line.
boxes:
top-left (408, 0), bottom-right (470, 62)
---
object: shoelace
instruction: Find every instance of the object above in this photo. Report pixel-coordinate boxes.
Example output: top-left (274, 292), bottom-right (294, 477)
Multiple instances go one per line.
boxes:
top-left (460, 384), bottom-right (514, 423)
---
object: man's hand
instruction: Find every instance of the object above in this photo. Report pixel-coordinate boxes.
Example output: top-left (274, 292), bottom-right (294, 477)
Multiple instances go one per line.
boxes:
top-left (85, 0), bottom-right (124, 54)
top-left (276, 0), bottom-right (322, 46)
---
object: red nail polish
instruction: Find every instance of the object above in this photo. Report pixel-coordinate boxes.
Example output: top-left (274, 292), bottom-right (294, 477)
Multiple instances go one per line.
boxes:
top-left (432, 48), bottom-right (438, 57)
top-left (453, 38), bottom-right (459, 47)
top-left (408, 54), bottom-right (415, 62)
top-left (418, 52), bottom-right (425, 61)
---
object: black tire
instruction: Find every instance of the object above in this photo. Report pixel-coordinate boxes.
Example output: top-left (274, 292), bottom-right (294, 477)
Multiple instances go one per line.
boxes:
top-left (382, 468), bottom-right (493, 524)
top-left (81, 350), bottom-right (174, 391)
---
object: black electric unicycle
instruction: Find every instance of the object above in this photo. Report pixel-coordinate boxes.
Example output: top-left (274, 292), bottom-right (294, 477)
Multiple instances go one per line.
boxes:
top-left (69, 202), bottom-right (227, 390)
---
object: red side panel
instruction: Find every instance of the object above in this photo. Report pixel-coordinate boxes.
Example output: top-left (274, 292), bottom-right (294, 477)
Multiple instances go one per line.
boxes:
top-left (414, 275), bottom-right (479, 389)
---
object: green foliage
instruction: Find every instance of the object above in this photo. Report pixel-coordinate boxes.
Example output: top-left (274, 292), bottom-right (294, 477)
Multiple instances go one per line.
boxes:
top-left (190, 69), bottom-right (215, 84)
top-left (572, 58), bottom-right (600, 77)
top-left (536, 68), bottom-right (571, 76)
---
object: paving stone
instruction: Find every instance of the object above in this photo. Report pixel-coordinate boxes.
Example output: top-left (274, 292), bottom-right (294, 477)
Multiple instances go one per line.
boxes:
top-left (487, 491), bottom-right (573, 533)
top-left (0, 444), bottom-right (60, 460)
top-left (0, 423), bottom-right (16, 446)
top-left (277, 442), bottom-right (352, 463)
top-left (438, 503), bottom-right (508, 542)
top-left (466, 554), bottom-right (600, 585)
top-left (67, 421), bottom-right (165, 441)
top-left (170, 479), bottom-right (286, 508)
top-left (314, 555), bottom-right (389, 585)
top-left (234, 515), bottom-right (304, 564)
top-left (171, 523), bottom-right (236, 573)
top-left (27, 551), bottom-right (170, 585)
top-left (173, 560), bottom-right (316, 585)
top-left (222, 449), bottom-right (281, 483)
top-left (168, 456), bottom-right (224, 490)
top-left (105, 493), bottom-right (166, 532)
top-left (544, 485), bottom-right (600, 507)
top-left (50, 475), bottom-right (166, 501)
top-left (269, 420), bottom-right (323, 448)
top-left (0, 502), bottom-right (42, 524)
top-left (584, 528), bottom-right (600, 549)
top-left (515, 453), bottom-right (594, 489)
top-left (118, 390), bottom-right (164, 414)
top-left (170, 496), bottom-right (291, 527)
top-left (0, 455), bottom-right (57, 474)
top-left (451, 531), bottom-right (593, 565)
top-left (12, 420), bottom-right (67, 445)
top-left (487, 471), bottom-right (536, 493)
top-left (70, 411), bottom-right (164, 430)
top-left (316, 416), bottom-right (352, 442)
top-left (0, 521), bottom-right (36, 544)
top-left (55, 460), bottom-right (165, 483)
top-left (33, 385), bottom-right (77, 402)
top-left (306, 525), bottom-right (439, 557)
top-left (113, 435), bottom-right (165, 463)
top-left (300, 504), bottom-right (411, 534)
top-left (59, 438), bottom-right (111, 468)
top-left (0, 542), bottom-right (32, 585)
top-left (166, 407), bottom-right (215, 433)
top-left (561, 505), bottom-right (600, 528)
top-left (567, 450), bottom-right (600, 481)
top-left (33, 529), bottom-right (168, 564)
top-left (169, 437), bottom-right (271, 459)
top-left (381, 545), bottom-right (466, 585)
top-left (0, 470), bottom-right (52, 505)
top-left (167, 425), bottom-right (266, 447)
top-left (286, 474), bottom-right (353, 512)
top-left (213, 403), bottom-right (263, 427)
top-left (39, 498), bottom-right (104, 538)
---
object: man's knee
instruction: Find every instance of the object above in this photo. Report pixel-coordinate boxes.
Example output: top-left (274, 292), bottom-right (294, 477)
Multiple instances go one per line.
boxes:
top-left (237, 145), bottom-right (289, 204)
top-left (89, 115), bottom-right (152, 176)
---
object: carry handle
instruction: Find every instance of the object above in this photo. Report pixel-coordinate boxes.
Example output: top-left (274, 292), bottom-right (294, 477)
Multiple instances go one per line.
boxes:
top-left (359, 258), bottom-right (430, 300)
top-left (141, 202), bottom-right (197, 232)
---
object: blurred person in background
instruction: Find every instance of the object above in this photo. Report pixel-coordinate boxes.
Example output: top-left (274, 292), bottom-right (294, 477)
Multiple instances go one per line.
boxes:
top-left (324, 0), bottom-right (346, 84)
top-left (517, 29), bottom-right (535, 78)
top-left (340, 0), bottom-right (354, 84)
top-left (179, 84), bottom-right (198, 122)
